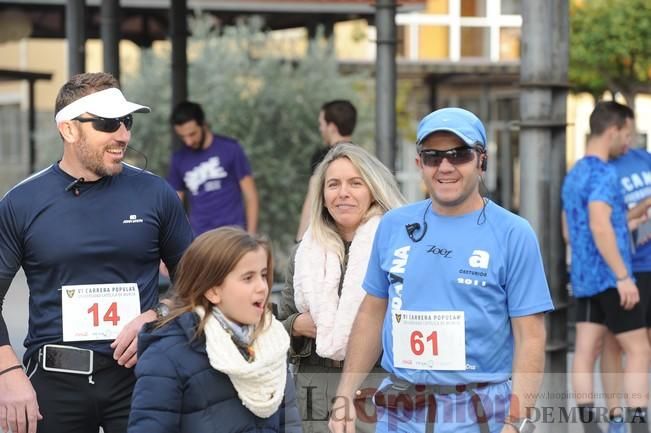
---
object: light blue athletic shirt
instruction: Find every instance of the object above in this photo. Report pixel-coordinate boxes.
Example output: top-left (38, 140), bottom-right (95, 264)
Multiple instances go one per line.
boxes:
top-left (562, 156), bottom-right (632, 296)
top-left (611, 148), bottom-right (651, 272)
top-left (363, 199), bottom-right (553, 386)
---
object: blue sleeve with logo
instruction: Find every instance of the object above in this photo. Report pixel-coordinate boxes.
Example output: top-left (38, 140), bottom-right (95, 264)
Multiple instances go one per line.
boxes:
top-left (363, 216), bottom-right (390, 298)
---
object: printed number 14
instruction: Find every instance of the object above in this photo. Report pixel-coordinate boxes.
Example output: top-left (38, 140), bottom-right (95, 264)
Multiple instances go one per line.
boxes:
top-left (410, 330), bottom-right (438, 356)
top-left (88, 302), bottom-right (121, 327)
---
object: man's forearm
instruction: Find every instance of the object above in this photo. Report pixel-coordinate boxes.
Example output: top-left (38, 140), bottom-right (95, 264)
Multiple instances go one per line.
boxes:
top-left (589, 203), bottom-right (629, 278)
top-left (509, 315), bottom-right (546, 420)
top-left (0, 345), bottom-right (21, 370)
top-left (336, 295), bottom-right (386, 397)
top-left (510, 344), bottom-right (545, 419)
top-left (239, 176), bottom-right (258, 234)
top-left (592, 223), bottom-right (628, 278)
top-left (245, 204), bottom-right (258, 233)
top-left (244, 193), bottom-right (258, 234)
top-left (627, 197), bottom-right (651, 221)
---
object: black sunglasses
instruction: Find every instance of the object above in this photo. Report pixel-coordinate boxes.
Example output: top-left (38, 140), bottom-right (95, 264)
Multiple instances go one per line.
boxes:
top-left (419, 146), bottom-right (477, 167)
top-left (73, 114), bottom-right (133, 133)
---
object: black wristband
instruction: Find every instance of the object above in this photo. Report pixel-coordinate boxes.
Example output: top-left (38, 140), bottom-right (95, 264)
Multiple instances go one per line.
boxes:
top-left (0, 365), bottom-right (22, 376)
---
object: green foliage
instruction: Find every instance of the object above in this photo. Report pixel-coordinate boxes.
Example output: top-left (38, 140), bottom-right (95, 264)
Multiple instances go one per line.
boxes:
top-left (123, 15), bottom-right (373, 271)
top-left (570, 0), bottom-right (651, 103)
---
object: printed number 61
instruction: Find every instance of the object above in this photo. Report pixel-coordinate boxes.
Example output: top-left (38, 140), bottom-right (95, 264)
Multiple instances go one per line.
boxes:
top-left (410, 330), bottom-right (438, 356)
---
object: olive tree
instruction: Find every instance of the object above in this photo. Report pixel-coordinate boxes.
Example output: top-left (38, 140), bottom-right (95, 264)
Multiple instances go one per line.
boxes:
top-left (123, 15), bottom-right (373, 272)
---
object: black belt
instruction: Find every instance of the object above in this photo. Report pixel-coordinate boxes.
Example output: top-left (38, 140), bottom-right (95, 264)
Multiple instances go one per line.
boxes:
top-left (373, 375), bottom-right (491, 433)
top-left (302, 354), bottom-right (345, 368)
top-left (38, 344), bottom-right (117, 375)
top-left (302, 356), bottom-right (385, 370)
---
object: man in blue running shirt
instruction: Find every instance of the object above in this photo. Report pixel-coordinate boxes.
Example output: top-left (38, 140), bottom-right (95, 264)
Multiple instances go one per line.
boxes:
top-left (594, 125), bottom-right (651, 433)
top-left (562, 101), bottom-right (651, 433)
top-left (329, 108), bottom-right (553, 433)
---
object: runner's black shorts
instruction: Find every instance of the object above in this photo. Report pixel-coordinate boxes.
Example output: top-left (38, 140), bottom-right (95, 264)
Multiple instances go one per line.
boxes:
top-left (575, 272), bottom-right (651, 334)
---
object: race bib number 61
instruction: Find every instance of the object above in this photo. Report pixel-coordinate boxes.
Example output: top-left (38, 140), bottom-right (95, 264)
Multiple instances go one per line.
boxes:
top-left (61, 283), bottom-right (141, 342)
top-left (392, 310), bottom-right (466, 370)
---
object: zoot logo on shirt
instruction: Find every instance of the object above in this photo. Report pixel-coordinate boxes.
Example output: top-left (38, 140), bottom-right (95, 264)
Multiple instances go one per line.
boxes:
top-left (425, 244), bottom-right (452, 258)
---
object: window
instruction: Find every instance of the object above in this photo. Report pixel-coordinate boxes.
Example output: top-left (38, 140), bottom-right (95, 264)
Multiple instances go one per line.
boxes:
top-left (635, 133), bottom-right (648, 149)
top-left (460, 27), bottom-right (490, 58)
top-left (501, 0), bottom-right (521, 15)
top-left (419, 25), bottom-right (450, 60)
top-left (499, 27), bottom-right (520, 60)
top-left (396, 0), bottom-right (523, 62)
top-left (461, 0), bottom-right (487, 17)
top-left (0, 103), bottom-right (24, 164)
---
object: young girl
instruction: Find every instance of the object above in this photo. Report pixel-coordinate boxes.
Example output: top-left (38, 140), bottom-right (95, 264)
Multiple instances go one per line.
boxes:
top-left (127, 227), bottom-right (301, 433)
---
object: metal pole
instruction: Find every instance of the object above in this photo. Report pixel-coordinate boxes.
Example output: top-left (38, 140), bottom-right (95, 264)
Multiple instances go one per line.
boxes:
top-left (101, 0), bottom-right (120, 81)
top-left (169, 0), bottom-right (188, 152)
top-left (499, 128), bottom-right (512, 210)
top-left (374, 0), bottom-right (397, 171)
top-left (547, 0), bottom-right (570, 416)
top-left (27, 79), bottom-right (36, 174)
top-left (520, 1), bottom-right (569, 431)
top-left (170, 0), bottom-right (188, 109)
top-left (520, 0), bottom-right (552, 234)
top-left (66, 0), bottom-right (86, 77)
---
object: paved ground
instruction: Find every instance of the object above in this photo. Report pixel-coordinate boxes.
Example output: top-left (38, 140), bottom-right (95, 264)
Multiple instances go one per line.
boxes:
top-left (2, 272), bottom-right (641, 433)
top-left (5, 269), bottom-right (28, 360)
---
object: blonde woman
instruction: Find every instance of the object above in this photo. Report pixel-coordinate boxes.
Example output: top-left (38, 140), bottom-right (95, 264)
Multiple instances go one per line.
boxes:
top-left (278, 143), bottom-right (405, 433)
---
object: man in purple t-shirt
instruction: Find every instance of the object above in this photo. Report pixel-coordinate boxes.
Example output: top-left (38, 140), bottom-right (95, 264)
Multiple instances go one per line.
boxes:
top-left (168, 101), bottom-right (259, 235)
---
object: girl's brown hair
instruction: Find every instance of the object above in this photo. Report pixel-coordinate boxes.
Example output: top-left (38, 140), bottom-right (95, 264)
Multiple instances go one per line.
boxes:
top-left (159, 227), bottom-right (273, 339)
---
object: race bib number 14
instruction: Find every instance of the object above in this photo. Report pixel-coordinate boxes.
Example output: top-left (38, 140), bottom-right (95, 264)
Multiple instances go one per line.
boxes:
top-left (392, 310), bottom-right (466, 370)
top-left (61, 283), bottom-right (141, 342)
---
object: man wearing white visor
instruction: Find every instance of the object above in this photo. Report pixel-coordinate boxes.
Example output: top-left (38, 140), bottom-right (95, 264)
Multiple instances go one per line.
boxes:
top-left (0, 72), bottom-right (193, 433)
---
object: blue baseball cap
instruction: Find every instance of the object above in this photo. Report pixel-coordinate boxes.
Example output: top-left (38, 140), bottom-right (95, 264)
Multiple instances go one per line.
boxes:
top-left (416, 107), bottom-right (487, 150)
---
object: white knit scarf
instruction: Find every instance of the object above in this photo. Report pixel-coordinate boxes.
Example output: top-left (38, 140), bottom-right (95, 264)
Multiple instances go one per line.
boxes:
top-left (293, 215), bottom-right (380, 361)
top-left (195, 306), bottom-right (290, 418)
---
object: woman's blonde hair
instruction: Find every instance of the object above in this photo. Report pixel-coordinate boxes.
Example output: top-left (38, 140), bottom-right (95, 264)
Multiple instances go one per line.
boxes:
top-left (159, 227), bottom-right (273, 339)
top-left (309, 143), bottom-right (405, 261)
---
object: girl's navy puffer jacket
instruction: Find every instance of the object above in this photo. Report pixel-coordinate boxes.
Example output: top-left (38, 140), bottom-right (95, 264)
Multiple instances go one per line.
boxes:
top-left (127, 311), bottom-right (302, 433)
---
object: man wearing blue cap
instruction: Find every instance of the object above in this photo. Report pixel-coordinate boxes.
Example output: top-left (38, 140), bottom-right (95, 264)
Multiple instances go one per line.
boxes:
top-left (330, 108), bottom-right (553, 433)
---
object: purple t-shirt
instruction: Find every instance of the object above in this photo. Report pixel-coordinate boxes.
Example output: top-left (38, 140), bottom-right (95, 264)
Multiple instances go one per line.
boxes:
top-left (168, 134), bottom-right (252, 235)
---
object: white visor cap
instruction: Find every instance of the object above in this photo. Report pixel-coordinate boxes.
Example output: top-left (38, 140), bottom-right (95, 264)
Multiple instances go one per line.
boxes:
top-left (55, 88), bottom-right (150, 124)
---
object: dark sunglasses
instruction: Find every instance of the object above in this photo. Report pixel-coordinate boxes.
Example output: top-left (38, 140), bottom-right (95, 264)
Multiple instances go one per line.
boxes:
top-left (419, 146), bottom-right (477, 167)
top-left (73, 114), bottom-right (133, 133)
